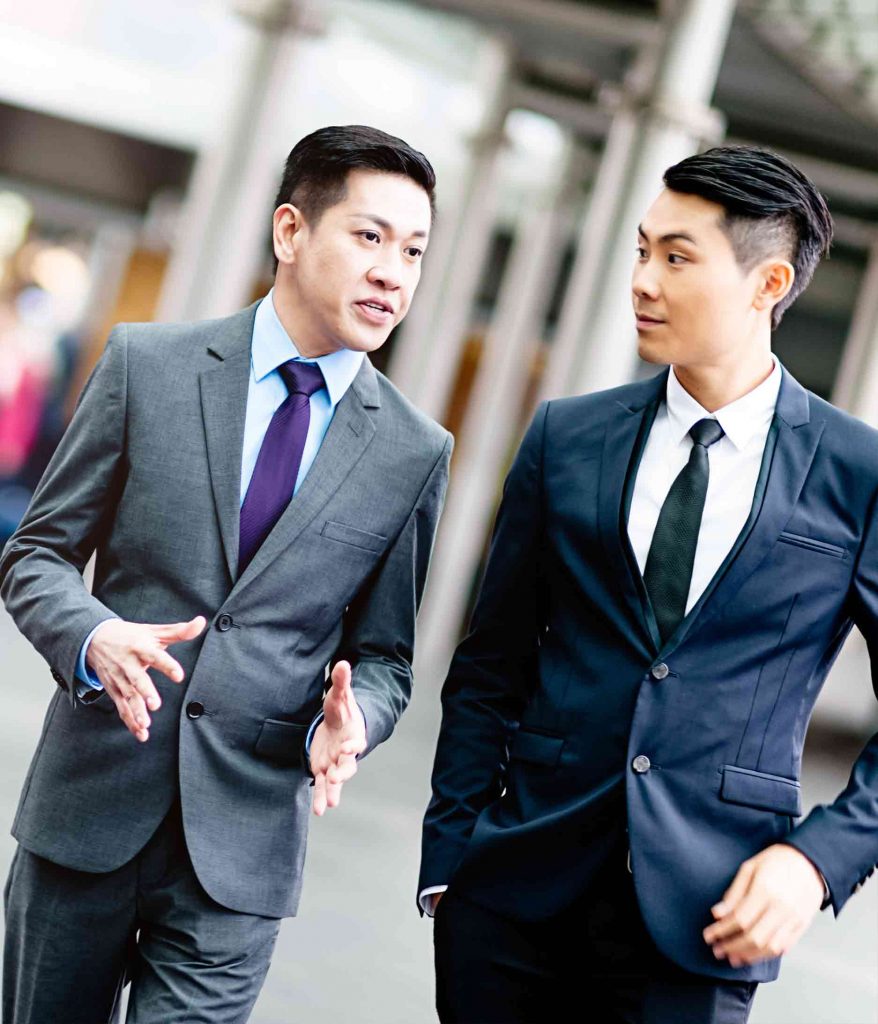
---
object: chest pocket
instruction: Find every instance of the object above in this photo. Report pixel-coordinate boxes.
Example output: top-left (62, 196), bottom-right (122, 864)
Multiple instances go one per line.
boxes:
top-left (321, 521), bottom-right (387, 552)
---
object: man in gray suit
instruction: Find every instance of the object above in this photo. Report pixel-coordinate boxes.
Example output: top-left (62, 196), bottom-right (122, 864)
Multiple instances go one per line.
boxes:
top-left (0, 125), bottom-right (451, 1024)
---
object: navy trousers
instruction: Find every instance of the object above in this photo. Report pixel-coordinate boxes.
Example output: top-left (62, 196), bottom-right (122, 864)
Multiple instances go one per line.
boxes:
top-left (434, 834), bottom-right (758, 1024)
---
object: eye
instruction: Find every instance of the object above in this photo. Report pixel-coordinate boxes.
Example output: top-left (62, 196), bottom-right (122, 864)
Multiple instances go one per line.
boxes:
top-left (635, 246), bottom-right (648, 260)
top-left (405, 246), bottom-right (424, 259)
top-left (667, 253), bottom-right (688, 265)
top-left (358, 230), bottom-right (381, 244)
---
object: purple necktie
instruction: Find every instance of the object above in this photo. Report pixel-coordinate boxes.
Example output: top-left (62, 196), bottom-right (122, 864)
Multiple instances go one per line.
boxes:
top-left (238, 359), bottom-right (325, 574)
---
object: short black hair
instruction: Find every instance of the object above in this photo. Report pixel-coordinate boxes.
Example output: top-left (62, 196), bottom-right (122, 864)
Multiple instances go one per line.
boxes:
top-left (663, 146), bottom-right (833, 330)
top-left (274, 124), bottom-right (436, 230)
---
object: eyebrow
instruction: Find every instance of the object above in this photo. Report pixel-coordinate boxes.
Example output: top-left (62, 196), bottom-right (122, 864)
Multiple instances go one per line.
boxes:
top-left (637, 224), bottom-right (698, 246)
top-left (349, 213), bottom-right (428, 239)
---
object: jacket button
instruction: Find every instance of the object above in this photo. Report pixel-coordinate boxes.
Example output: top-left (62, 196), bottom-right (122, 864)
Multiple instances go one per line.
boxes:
top-left (186, 701), bottom-right (204, 720)
top-left (216, 614), bottom-right (233, 632)
top-left (650, 663), bottom-right (669, 680)
top-left (632, 754), bottom-right (651, 774)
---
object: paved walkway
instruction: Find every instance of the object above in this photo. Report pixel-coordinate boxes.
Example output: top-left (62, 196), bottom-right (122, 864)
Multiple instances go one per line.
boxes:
top-left (1, 607), bottom-right (875, 1023)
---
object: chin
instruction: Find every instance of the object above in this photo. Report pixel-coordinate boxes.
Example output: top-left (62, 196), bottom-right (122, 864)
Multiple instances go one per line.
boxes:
top-left (637, 337), bottom-right (669, 366)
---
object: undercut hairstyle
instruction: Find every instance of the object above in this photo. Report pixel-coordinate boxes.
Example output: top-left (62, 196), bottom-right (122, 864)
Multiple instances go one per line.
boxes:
top-left (663, 146), bottom-right (834, 330)
top-left (273, 124), bottom-right (436, 233)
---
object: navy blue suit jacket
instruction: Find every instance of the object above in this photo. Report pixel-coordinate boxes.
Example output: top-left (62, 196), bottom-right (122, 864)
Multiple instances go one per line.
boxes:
top-left (420, 365), bottom-right (878, 983)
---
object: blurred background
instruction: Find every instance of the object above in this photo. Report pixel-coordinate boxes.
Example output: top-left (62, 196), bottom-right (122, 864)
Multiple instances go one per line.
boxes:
top-left (0, 0), bottom-right (876, 1021)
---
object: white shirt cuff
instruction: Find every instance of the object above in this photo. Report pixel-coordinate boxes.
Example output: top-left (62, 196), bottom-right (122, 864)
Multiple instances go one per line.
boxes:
top-left (419, 885), bottom-right (448, 917)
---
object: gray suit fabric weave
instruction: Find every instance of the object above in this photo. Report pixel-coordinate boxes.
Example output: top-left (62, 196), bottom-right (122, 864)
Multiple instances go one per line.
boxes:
top-left (0, 301), bottom-right (452, 921)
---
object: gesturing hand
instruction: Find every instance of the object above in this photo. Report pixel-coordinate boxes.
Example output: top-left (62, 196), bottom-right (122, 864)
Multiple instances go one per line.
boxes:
top-left (86, 616), bottom-right (207, 742)
top-left (703, 844), bottom-right (825, 967)
top-left (310, 660), bottom-right (367, 816)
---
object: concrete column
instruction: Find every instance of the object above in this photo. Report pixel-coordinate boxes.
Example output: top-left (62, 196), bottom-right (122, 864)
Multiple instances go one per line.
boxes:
top-left (387, 37), bottom-right (514, 403)
top-left (156, 0), bottom-right (324, 323)
top-left (538, 48), bottom-right (657, 403)
top-left (832, 233), bottom-right (878, 422)
top-left (570, 0), bottom-right (733, 396)
top-left (416, 141), bottom-right (584, 673)
top-left (396, 46), bottom-right (514, 422)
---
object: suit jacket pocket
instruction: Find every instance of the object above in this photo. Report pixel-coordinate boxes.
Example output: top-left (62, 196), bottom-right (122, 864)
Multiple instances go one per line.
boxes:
top-left (720, 764), bottom-right (802, 816)
top-left (254, 719), bottom-right (309, 767)
top-left (777, 531), bottom-right (846, 559)
top-left (321, 520), bottom-right (387, 552)
top-left (508, 728), bottom-right (565, 768)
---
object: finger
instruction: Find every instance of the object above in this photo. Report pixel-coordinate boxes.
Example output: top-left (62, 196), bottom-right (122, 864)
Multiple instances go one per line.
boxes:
top-left (330, 660), bottom-right (352, 695)
top-left (706, 889), bottom-right (770, 948)
top-left (326, 754), bottom-right (358, 786)
top-left (712, 860), bottom-right (755, 920)
top-left (324, 777), bottom-right (343, 809)
top-left (148, 616), bottom-right (208, 646)
top-left (715, 906), bottom-right (781, 961)
top-left (312, 773), bottom-right (328, 817)
top-left (142, 646), bottom-right (184, 685)
top-left (112, 688), bottom-right (150, 742)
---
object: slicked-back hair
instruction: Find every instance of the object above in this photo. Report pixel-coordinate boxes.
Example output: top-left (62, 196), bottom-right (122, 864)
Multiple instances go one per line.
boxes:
top-left (272, 125), bottom-right (436, 264)
top-left (663, 146), bottom-right (833, 330)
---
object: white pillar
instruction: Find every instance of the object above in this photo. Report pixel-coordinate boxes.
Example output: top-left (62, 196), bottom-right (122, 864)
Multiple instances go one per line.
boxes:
top-left (417, 141), bottom-right (584, 674)
top-left (387, 37), bottom-right (514, 403)
top-left (832, 233), bottom-right (878, 421)
top-left (571, 0), bottom-right (734, 396)
top-left (156, 0), bottom-right (324, 323)
top-left (397, 46), bottom-right (514, 422)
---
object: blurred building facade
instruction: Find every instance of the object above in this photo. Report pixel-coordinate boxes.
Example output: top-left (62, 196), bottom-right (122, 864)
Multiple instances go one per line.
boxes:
top-left (1, 0), bottom-right (878, 735)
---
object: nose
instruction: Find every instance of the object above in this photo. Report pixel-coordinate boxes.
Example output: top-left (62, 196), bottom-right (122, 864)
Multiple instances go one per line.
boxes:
top-left (632, 259), bottom-right (660, 303)
top-left (367, 258), bottom-right (403, 292)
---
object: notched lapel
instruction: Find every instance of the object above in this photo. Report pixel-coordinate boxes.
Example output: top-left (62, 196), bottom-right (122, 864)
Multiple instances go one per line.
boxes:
top-left (598, 377), bottom-right (666, 655)
top-left (200, 349), bottom-right (252, 583)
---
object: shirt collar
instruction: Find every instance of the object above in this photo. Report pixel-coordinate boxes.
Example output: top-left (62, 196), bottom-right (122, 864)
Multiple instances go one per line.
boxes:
top-left (251, 288), bottom-right (364, 410)
top-left (665, 354), bottom-right (782, 452)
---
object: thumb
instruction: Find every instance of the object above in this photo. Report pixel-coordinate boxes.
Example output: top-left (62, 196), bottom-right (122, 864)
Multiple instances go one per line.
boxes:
top-left (149, 615), bottom-right (208, 646)
top-left (330, 660), bottom-right (353, 695)
top-left (714, 859), bottom-right (755, 918)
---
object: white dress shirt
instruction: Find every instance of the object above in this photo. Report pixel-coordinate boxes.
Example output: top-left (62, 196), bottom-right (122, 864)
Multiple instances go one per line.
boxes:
top-left (419, 357), bottom-right (783, 916)
top-left (627, 357), bottom-right (781, 610)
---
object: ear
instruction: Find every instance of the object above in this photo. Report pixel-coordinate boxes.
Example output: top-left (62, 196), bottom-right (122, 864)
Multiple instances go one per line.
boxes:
top-left (273, 203), bottom-right (307, 267)
top-left (753, 259), bottom-right (795, 316)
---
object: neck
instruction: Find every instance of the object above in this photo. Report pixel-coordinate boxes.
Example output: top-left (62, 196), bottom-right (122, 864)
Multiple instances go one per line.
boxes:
top-left (270, 283), bottom-right (339, 360)
top-left (672, 347), bottom-right (775, 413)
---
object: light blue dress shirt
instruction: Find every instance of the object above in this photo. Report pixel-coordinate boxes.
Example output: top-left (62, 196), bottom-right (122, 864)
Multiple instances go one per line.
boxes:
top-left (75, 289), bottom-right (364, 694)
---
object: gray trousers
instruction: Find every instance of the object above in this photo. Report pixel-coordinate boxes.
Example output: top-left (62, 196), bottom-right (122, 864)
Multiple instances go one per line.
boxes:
top-left (3, 801), bottom-right (281, 1024)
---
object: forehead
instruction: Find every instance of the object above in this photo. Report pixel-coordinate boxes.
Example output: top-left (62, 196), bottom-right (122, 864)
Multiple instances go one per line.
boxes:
top-left (333, 168), bottom-right (432, 232)
top-left (640, 188), bottom-right (727, 240)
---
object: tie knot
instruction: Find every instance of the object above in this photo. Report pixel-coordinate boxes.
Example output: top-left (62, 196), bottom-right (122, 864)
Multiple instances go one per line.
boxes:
top-left (689, 418), bottom-right (724, 449)
top-left (278, 359), bottom-right (325, 399)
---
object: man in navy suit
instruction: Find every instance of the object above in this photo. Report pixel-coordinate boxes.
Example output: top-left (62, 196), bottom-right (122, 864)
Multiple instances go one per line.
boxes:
top-left (420, 146), bottom-right (878, 1023)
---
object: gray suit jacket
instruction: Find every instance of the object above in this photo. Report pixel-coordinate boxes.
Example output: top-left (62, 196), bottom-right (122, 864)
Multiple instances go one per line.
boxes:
top-left (0, 301), bottom-right (452, 918)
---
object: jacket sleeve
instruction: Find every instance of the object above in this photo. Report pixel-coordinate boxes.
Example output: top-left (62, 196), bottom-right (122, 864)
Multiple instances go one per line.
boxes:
top-left (0, 325), bottom-right (129, 704)
top-left (336, 431), bottom-right (452, 758)
top-left (418, 402), bottom-right (548, 896)
top-left (784, 485), bottom-right (878, 914)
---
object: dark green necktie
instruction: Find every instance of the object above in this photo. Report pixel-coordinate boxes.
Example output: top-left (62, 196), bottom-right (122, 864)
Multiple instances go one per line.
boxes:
top-left (643, 417), bottom-right (725, 643)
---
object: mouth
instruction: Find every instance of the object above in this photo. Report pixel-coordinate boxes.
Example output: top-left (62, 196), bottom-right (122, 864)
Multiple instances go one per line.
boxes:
top-left (355, 299), bottom-right (395, 325)
top-left (635, 312), bottom-right (666, 330)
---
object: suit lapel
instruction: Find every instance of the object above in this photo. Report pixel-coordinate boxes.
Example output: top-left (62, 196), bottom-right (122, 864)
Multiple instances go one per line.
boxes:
top-left (598, 371), bottom-right (667, 655)
top-left (199, 304), bottom-right (259, 581)
top-left (663, 366), bottom-right (824, 652)
top-left (230, 357), bottom-right (380, 598)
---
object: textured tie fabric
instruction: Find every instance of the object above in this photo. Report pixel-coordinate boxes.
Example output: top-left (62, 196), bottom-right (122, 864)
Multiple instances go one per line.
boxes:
top-left (643, 417), bottom-right (726, 643)
top-left (238, 360), bottom-right (325, 574)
